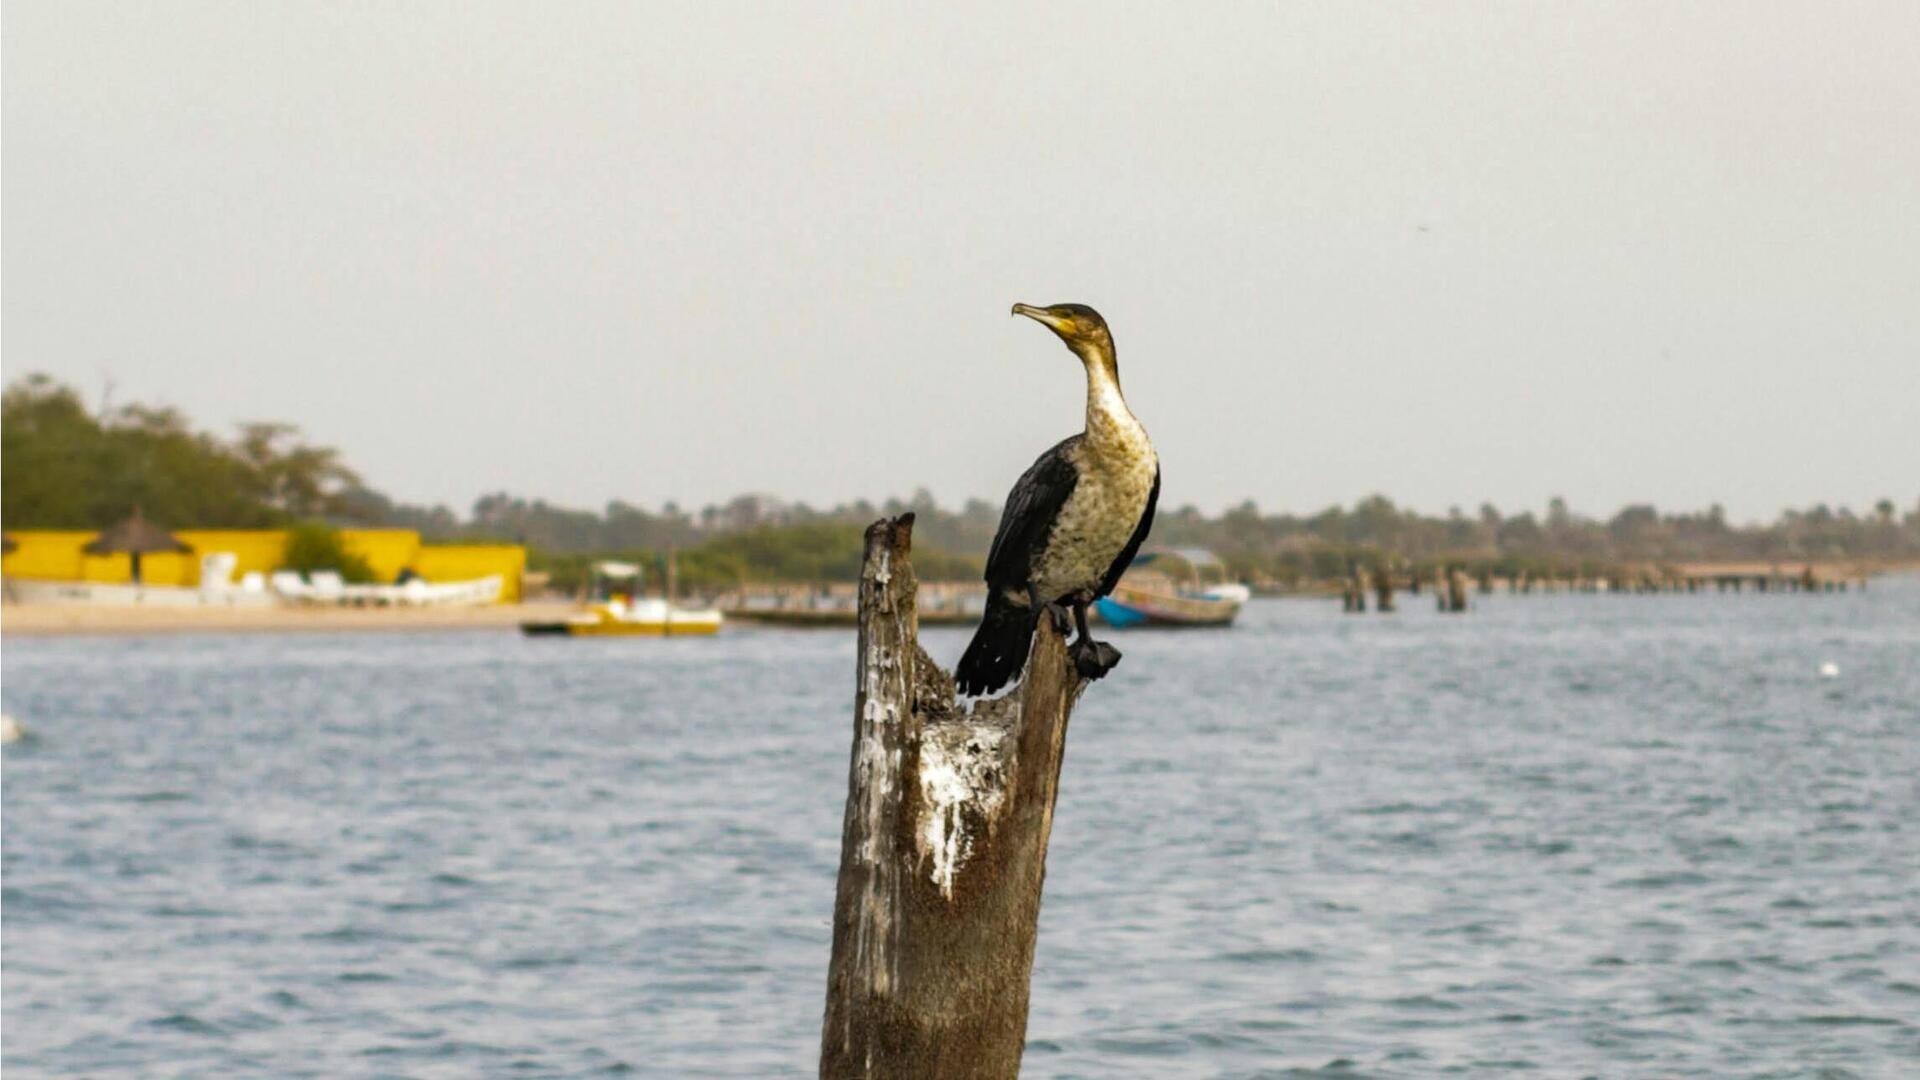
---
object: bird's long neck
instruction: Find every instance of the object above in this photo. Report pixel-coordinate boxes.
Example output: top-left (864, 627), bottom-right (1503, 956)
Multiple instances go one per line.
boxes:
top-left (1077, 343), bottom-right (1140, 451)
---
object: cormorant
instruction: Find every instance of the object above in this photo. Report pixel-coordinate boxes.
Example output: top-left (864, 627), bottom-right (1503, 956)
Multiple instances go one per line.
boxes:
top-left (955, 302), bottom-right (1160, 696)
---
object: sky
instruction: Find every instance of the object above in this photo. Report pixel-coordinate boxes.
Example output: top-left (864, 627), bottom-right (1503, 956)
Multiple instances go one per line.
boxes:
top-left (5, 2), bottom-right (1916, 524)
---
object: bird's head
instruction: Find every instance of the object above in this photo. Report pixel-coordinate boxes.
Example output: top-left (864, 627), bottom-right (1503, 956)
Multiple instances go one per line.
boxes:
top-left (1011, 302), bottom-right (1114, 365)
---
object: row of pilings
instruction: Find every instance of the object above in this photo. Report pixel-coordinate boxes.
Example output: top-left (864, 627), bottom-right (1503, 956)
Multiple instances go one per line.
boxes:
top-left (1343, 565), bottom-right (1469, 613)
top-left (1340, 564), bottom-right (1864, 613)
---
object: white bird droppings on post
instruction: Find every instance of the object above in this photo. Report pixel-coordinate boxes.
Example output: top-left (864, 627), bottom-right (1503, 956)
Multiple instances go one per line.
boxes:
top-left (916, 723), bottom-right (1010, 899)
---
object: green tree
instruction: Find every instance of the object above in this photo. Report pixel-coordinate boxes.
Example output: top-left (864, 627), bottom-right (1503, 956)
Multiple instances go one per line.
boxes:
top-left (234, 422), bottom-right (361, 519)
top-left (280, 521), bottom-right (378, 583)
top-left (2, 374), bottom-right (363, 530)
top-left (1, 375), bottom-right (101, 526)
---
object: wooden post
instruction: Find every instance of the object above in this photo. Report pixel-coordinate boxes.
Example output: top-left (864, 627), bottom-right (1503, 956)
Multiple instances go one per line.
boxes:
top-left (821, 515), bottom-right (1086, 1080)
top-left (1444, 567), bottom-right (1469, 613)
top-left (1342, 564), bottom-right (1365, 613)
top-left (1374, 566), bottom-right (1395, 612)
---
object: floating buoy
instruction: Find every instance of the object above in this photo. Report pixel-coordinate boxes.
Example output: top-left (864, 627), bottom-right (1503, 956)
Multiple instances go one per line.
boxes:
top-left (1818, 661), bottom-right (1840, 679)
top-left (0, 714), bottom-right (25, 744)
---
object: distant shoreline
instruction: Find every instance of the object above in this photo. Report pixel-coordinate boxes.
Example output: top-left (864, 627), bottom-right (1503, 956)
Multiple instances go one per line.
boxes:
top-left (0, 601), bottom-right (579, 638)
top-left (8, 566), bottom-right (1915, 639)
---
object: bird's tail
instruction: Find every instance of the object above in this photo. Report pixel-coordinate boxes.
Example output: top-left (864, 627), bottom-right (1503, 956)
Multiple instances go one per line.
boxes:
top-left (955, 593), bottom-right (1037, 697)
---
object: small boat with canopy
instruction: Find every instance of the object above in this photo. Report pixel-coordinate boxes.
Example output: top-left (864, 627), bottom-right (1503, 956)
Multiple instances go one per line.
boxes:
top-left (520, 559), bottom-right (722, 637)
top-left (1092, 548), bottom-right (1249, 628)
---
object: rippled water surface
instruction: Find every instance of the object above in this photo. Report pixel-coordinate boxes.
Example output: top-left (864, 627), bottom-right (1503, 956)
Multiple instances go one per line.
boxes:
top-left (5, 582), bottom-right (1919, 1077)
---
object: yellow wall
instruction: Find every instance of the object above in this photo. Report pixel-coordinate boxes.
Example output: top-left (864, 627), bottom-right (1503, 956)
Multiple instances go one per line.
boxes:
top-left (3, 532), bottom-right (201, 586)
top-left (4, 528), bottom-right (523, 602)
top-left (3, 532), bottom-right (92, 582)
top-left (174, 530), bottom-right (292, 582)
top-left (83, 551), bottom-right (196, 586)
top-left (341, 530), bottom-right (422, 585)
top-left (410, 544), bottom-right (526, 602)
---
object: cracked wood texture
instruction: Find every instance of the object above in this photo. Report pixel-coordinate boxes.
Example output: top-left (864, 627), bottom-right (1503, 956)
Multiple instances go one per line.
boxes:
top-left (821, 514), bottom-right (1086, 1080)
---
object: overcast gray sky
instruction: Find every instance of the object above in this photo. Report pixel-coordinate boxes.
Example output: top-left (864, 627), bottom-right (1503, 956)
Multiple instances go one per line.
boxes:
top-left (6, 2), bottom-right (1915, 522)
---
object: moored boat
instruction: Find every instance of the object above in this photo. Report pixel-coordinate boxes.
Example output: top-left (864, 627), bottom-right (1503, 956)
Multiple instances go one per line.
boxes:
top-left (1092, 548), bottom-right (1248, 628)
top-left (520, 560), bottom-right (723, 637)
top-left (521, 596), bottom-right (722, 637)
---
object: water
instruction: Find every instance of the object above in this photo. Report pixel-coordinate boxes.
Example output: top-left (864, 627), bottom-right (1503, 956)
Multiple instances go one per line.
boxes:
top-left (5, 582), bottom-right (1918, 1078)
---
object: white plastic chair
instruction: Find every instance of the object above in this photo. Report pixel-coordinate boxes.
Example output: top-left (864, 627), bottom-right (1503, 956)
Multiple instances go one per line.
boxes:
top-left (199, 552), bottom-right (239, 592)
top-left (308, 571), bottom-right (346, 603)
top-left (270, 571), bottom-right (311, 601)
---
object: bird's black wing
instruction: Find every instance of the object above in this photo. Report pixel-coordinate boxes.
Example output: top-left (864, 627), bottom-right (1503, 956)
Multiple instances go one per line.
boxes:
top-left (1096, 464), bottom-right (1159, 597)
top-left (983, 436), bottom-right (1081, 594)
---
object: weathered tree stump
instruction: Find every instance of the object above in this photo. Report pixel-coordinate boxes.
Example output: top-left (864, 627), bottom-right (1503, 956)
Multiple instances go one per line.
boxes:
top-left (821, 515), bottom-right (1087, 1080)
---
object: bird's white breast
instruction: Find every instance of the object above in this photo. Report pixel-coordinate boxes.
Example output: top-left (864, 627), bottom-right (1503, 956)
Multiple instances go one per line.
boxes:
top-left (1031, 415), bottom-right (1156, 602)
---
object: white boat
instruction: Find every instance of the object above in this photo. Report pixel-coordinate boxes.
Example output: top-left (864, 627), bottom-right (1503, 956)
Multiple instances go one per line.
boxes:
top-left (263, 567), bottom-right (503, 607)
top-left (3, 553), bottom-right (277, 607)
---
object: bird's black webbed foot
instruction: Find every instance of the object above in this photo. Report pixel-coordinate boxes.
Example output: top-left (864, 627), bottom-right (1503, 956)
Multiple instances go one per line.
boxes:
top-left (1070, 636), bottom-right (1123, 680)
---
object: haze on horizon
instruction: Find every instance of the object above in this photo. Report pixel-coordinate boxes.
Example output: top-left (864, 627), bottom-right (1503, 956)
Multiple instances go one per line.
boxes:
top-left (5, 2), bottom-right (1915, 526)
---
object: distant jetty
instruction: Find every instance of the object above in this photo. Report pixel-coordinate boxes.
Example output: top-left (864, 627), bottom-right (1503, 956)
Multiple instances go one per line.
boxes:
top-left (718, 582), bottom-right (984, 628)
top-left (1288, 559), bottom-right (1888, 605)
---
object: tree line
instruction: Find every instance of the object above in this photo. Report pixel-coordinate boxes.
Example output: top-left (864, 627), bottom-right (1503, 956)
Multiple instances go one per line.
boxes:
top-left (2, 374), bottom-right (361, 528)
top-left (5, 374), bottom-right (1915, 588)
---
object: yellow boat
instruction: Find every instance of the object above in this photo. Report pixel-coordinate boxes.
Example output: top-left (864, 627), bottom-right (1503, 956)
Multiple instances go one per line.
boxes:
top-left (522, 597), bottom-right (722, 637)
top-left (520, 559), bottom-right (723, 637)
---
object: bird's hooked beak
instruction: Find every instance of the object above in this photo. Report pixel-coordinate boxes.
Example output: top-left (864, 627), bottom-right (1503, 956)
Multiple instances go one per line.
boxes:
top-left (1012, 302), bottom-right (1071, 337)
top-left (1013, 301), bottom-right (1117, 375)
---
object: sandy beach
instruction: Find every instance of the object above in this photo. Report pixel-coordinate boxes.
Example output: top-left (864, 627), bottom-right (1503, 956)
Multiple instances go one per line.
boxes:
top-left (0, 601), bottom-right (580, 637)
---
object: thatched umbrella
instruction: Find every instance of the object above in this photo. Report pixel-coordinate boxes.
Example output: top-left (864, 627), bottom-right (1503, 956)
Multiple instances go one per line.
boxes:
top-left (82, 508), bottom-right (191, 584)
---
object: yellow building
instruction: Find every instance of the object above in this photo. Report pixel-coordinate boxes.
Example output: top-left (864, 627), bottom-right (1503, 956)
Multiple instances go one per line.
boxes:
top-left (1, 528), bottom-right (524, 603)
top-left (410, 545), bottom-right (528, 601)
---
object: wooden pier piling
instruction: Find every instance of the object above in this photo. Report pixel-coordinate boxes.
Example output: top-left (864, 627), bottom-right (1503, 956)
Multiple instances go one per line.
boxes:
top-left (821, 515), bottom-right (1087, 1080)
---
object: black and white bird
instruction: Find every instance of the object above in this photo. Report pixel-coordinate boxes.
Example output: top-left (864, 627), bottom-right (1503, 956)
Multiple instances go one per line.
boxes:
top-left (955, 303), bottom-right (1160, 696)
